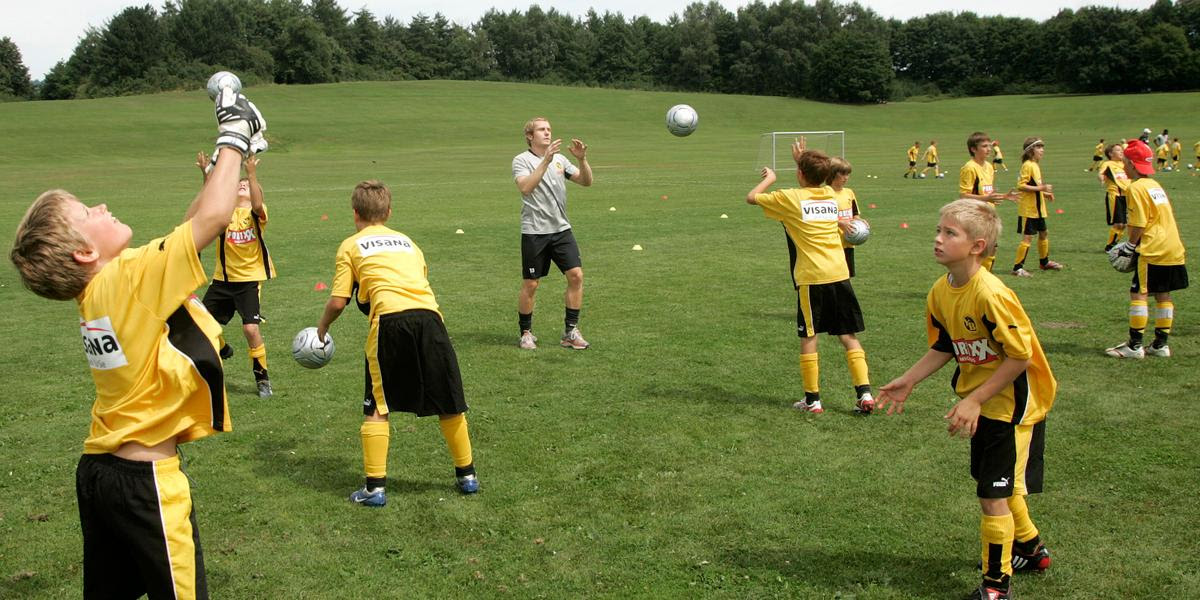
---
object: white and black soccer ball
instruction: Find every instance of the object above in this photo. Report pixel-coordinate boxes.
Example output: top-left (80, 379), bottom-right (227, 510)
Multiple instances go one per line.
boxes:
top-left (936, 173), bottom-right (945, 178)
top-left (206, 71), bottom-right (242, 100)
top-left (843, 218), bottom-right (871, 245)
top-left (918, 173), bottom-right (927, 179)
top-left (292, 327), bottom-right (335, 369)
top-left (666, 104), bottom-right (699, 137)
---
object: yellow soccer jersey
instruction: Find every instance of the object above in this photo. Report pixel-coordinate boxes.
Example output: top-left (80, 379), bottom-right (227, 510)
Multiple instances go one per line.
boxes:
top-left (330, 224), bottom-right (441, 320)
top-left (992, 146), bottom-right (1004, 160)
top-left (1171, 141), bottom-right (1182, 157)
top-left (924, 145), bottom-right (939, 163)
top-left (211, 205), bottom-right (275, 282)
top-left (79, 221), bottom-right (230, 454)
top-left (833, 187), bottom-right (860, 249)
top-left (1156, 144), bottom-right (1169, 159)
top-left (907, 146), bottom-right (919, 162)
top-left (1100, 160), bottom-right (1130, 198)
top-left (1194, 141), bottom-right (1200, 157)
top-left (926, 269), bottom-right (1055, 425)
top-left (1094, 142), bottom-right (1104, 157)
top-left (959, 160), bottom-right (995, 197)
top-left (757, 186), bottom-right (849, 285)
top-left (1126, 178), bottom-right (1186, 266)
top-left (1017, 160), bottom-right (1048, 218)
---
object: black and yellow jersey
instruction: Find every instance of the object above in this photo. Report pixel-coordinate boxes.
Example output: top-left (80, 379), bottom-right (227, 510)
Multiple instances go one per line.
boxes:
top-left (924, 145), bottom-right (939, 163)
top-left (1093, 142), bottom-right (1104, 158)
top-left (211, 205), bottom-right (274, 282)
top-left (833, 187), bottom-right (860, 250)
top-left (959, 160), bottom-right (995, 197)
top-left (907, 145), bottom-right (919, 162)
top-left (330, 224), bottom-right (441, 320)
top-left (1099, 160), bottom-right (1130, 199)
top-left (926, 268), bottom-right (1055, 425)
top-left (1126, 178), bottom-right (1187, 266)
top-left (78, 221), bottom-right (229, 454)
top-left (1017, 161), bottom-right (1048, 218)
top-left (756, 186), bottom-right (849, 285)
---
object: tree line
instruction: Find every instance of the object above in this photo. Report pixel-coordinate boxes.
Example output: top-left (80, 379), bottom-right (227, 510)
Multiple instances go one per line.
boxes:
top-left (2, 0), bottom-right (1198, 104)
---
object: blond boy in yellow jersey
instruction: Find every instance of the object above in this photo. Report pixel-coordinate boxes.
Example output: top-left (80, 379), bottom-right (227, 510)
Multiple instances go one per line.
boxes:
top-left (958, 132), bottom-right (1018, 272)
top-left (1170, 137), bottom-right (1182, 169)
top-left (1098, 143), bottom-right (1130, 251)
top-left (828, 157), bottom-right (864, 277)
top-left (196, 153), bottom-right (275, 397)
top-left (920, 140), bottom-right (941, 178)
top-left (991, 140), bottom-right (1008, 172)
top-left (1104, 140), bottom-right (1189, 359)
top-left (314, 181), bottom-right (479, 506)
top-left (9, 88), bottom-right (264, 599)
top-left (904, 141), bottom-right (920, 178)
top-left (877, 199), bottom-right (1056, 600)
top-left (1155, 141), bottom-right (1170, 170)
top-left (1011, 137), bottom-right (1062, 277)
top-left (746, 139), bottom-right (875, 414)
top-left (1088, 139), bottom-right (1105, 171)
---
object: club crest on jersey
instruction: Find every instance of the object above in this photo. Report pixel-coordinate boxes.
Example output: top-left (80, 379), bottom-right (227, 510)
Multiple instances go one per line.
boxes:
top-left (951, 337), bottom-right (998, 365)
top-left (357, 235), bottom-right (414, 257)
top-left (80, 316), bottom-right (128, 370)
top-left (801, 200), bottom-right (839, 222)
top-left (963, 316), bottom-right (978, 332)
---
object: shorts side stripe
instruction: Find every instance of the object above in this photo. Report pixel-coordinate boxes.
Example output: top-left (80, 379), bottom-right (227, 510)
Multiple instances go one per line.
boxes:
top-left (153, 459), bottom-right (198, 600)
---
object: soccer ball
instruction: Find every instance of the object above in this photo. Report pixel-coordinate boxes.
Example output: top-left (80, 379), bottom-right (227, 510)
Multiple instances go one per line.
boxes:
top-left (1188, 164), bottom-right (1194, 170)
top-left (843, 219), bottom-right (870, 245)
top-left (292, 327), bottom-right (335, 369)
top-left (918, 173), bottom-right (927, 179)
top-left (206, 71), bottom-right (242, 100)
top-left (936, 173), bottom-right (945, 178)
top-left (1164, 166), bottom-right (1173, 172)
top-left (665, 104), bottom-right (699, 137)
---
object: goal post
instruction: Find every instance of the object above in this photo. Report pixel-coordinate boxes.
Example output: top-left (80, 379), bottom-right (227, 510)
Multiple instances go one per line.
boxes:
top-left (755, 131), bottom-right (845, 172)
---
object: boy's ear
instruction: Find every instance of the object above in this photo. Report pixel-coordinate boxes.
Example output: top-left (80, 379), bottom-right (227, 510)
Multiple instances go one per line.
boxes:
top-left (73, 245), bottom-right (99, 265)
top-left (970, 238), bottom-right (989, 256)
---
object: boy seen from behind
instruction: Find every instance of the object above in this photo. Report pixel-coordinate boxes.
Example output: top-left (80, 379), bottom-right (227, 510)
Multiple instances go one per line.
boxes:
top-left (877, 199), bottom-right (1055, 600)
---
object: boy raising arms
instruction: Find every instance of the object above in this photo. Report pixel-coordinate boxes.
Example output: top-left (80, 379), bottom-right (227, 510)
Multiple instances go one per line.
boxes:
top-left (9, 88), bottom-right (264, 598)
top-left (877, 199), bottom-right (1055, 600)
top-left (958, 132), bottom-right (1017, 272)
top-left (1104, 140), bottom-right (1189, 358)
top-left (196, 152), bottom-right (276, 397)
top-left (315, 181), bottom-right (479, 506)
top-left (746, 140), bottom-right (875, 414)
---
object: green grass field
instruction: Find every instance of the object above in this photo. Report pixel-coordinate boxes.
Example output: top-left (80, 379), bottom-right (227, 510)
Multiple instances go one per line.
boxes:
top-left (1, 81), bottom-right (1198, 598)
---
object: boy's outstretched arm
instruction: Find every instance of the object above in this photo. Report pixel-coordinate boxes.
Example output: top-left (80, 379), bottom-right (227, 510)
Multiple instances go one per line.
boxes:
top-left (191, 88), bottom-right (266, 249)
top-left (876, 349), bottom-right (953, 415)
top-left (746, 167), bottom-right (776, 205)
top-left (945, 357), bottom-right (1029, 438)
top-left (246, 155), bottom-right (266, 219)
top-left (317, 296), bottom-right (349, 341)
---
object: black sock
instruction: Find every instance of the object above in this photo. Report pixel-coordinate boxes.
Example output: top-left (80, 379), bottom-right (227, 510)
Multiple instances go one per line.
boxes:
top-left (252, 358), bottom-right (268, 383)
top-left (519, 312), bottom-right (532, 334)
top-left (565, 307), bottom-right (580, 331)
top-left (1129, 328), bottom-right (1144, 348)
top-left (854, 384), bottom-right (872, 398)
top-left (804, 391), bottom-right (821, 405)
top-left (366, 476), bottom-right (386, 490)
top-left (1014, 535), bottom-right (1041, 554)
top-left (455, 464), bottom-right (476, 478)
top-left (1153, 329), bottom-right (1169, 348)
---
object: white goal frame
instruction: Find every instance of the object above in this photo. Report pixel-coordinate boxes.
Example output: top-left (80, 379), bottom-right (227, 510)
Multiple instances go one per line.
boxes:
top-left (757, 130), bottom-right (845, 172)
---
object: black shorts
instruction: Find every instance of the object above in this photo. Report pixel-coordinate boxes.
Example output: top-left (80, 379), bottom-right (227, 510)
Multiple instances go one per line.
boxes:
top-left (927, 162), bottom-right (938, 168)
top-left (796, 279), bottom-right (864, 337)
top-left (1156, 158), bottom-right (1167, 165)
top-left (908, 161), bottom-right (916, 167)
top-left (971, 417), bottom-right (1045, 499)
top-left (1106, 194), bottom-right (1127, 226)
top-left (521, 230), bottom-right (582, 279)
top-left (77, 453), bottom-right (207, 599)
top-left (1092, 155), bottom-right (1103, 162)
top-left (992, 158), bottom-right (1004, 164)
top-left (843, 248), bottom-right (856, 278)
top-left (364, 309), bottom-right (468, 417)
top-left (1017, 216), bottom-right (1047, 235)
top-left (201, 280), bottom-right (263, 325)
top-left (1131, 262), bottom-right (1189, 294)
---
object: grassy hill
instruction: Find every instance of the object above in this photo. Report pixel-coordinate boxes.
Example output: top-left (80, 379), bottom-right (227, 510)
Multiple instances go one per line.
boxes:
top-left (1, 81), bottom-right (1198, 598)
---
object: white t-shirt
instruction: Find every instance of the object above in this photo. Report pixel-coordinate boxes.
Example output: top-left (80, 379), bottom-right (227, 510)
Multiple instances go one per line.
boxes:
top-left (512, 150), bottom-right (579, 235)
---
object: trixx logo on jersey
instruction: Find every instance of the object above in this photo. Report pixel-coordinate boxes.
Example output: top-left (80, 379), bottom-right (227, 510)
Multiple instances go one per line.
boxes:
top-left (951, 337), bottom-right (998, 365)
top-left (358, 235), bottom-right (414, 257)
top-left (226, 227), bottom-right (258, 245)
top-left (800, 200), bottom-right (839, 221)
top-left (81, 316), bottom-right (128, 370)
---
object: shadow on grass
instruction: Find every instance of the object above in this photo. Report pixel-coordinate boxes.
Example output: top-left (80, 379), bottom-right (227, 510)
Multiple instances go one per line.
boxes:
top-left (722, 545), bottom-right (966, 598)
top-left (1040, 340), bottom-right (1110, 358)
top-left (454, 330), bottom-right (525, 348)
top-left (642, 382), bottom-right (781, 408)
top-left (249, 437), bottom-right (445, 497)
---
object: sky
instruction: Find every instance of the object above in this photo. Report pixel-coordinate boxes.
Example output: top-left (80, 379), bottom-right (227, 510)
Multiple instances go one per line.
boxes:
top-left (4, 0), bottom-right (1156, 80)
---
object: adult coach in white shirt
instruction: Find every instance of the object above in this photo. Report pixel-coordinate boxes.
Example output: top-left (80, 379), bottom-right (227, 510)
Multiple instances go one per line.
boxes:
top-left (513, 117), bottom-right (594, 350)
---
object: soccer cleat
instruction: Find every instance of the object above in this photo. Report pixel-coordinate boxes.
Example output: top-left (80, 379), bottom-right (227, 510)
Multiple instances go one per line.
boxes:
top-left (1039, 260), bottom-right (1064, 271)
top-left (967, 584), bottom-right (1011, 600)
top-left (792, 399), bottom-right (824, 414)
top-left (1145, 344), bottom-right (1171, 357)
top-left (519, 331), bottom-right (538, 350)
top-left (855, 392), bottom-right (875, 415)
top-left (560, 328), bottom-right (590, 350)
top-left (349, 486), bottom-right (386, 507)
top-left (1012, 544), bottom-right (1051, 572)
top-left (1105, 342), bottom-right (1145, 359)
top-left (1011, 268), bottom-right (1033, 277)
top-left (257, 379), bottom-right (273, 398)
top-left (456, 474), bottom-right (480, 494)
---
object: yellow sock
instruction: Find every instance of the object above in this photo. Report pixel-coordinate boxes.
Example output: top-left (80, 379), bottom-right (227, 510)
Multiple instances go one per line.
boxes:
top-left (1155, 302), bottom-right (1175, 334)
top-left (1107, 227), bottom-right (1122, 246)
top-left (1038, 238), bottom-right (1050, 260)
top-left (1007, 494), bottom-right (1039, 544)
top-left (845, 349), bottom-right (869, 388)
top-left (981, 513), bottom-right (1015, 581)
top-left (799, 353), bottom-right (820, 394)
top-left (1013, 241), bottom-right (1030, 269)
top-left (361, 421), bottom-right (389, 480)
top-left (982, 254), bottom-right (996, 272)
top-left (1130, 300), bottom-right (1149, 333)
top-left (439, 413), bottom-right (473, 468)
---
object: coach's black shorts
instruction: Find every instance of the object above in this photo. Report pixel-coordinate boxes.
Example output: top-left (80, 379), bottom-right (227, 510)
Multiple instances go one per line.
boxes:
top-left (201, 280), bottom-right (263, 325)
top-left (796, 279), bottom-right (864, 337)
top-left (1131, 262), bottom-right (1189, 294)
top-left (1017, 216), bottom-right (1047, 235)
top-left (1106, 194), bottom-right (1127, 225)
top-left (364, 309), bottom-right (469, 417)
top-left (521, 230), bottom-right (582, 279)
top-left (77, 453), bottom-right (207, 599)
top-left (971, 417), bottom-right (1045, 499)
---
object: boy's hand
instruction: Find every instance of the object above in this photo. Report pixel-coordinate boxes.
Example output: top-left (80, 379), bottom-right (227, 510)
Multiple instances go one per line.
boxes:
top-left (876, 378), bottom-right (912, 415)
top-left (569, 138), bottom-right (587, 160)
top-left (945, 398), bottom-right (981, 437)
top-left (245, 155), bottom-right (259, 177)
top-left (215, 88), bottom-right (265, 156)
top-left (195, 151), bottom-right (211, 173)
top-left (791, 137), bottom-right (807, 163)
top-left (760, 167), bottom-right (777, 184)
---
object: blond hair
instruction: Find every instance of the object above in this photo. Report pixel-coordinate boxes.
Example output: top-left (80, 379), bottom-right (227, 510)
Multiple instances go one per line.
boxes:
top-left (352, 180), bottom-right (391, 223)
top-left (10, 190), bottom-right (94, 300)
top-left (523, 117), bottom-right (548, 147)
top-left (941, 199), bottom-right (1001, 252)
top-left (827, 157), bottom-right (852, 184)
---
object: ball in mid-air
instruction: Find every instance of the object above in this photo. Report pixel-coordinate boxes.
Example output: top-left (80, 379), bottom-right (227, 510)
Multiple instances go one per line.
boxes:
top-left (666, 104), bottom-right (699, 137)
top-left (206, 71), bottom-right (242, 100)
top-left (292, 327), bottom-right (335, 369)
top-left (843, 219), bottom-right (870, 245)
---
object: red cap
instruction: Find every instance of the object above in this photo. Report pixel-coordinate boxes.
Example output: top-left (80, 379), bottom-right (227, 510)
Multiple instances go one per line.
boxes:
top-left (1124, 139), bottom-right (1155, 176)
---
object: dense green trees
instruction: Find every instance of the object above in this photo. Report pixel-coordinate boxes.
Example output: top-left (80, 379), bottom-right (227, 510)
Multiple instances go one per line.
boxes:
top-left (16, 0), bottom-right (1200, 102)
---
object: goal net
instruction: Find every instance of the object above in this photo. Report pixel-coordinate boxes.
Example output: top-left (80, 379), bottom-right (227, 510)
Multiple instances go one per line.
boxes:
top-left (755, 131), bottom-right (845, 172)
